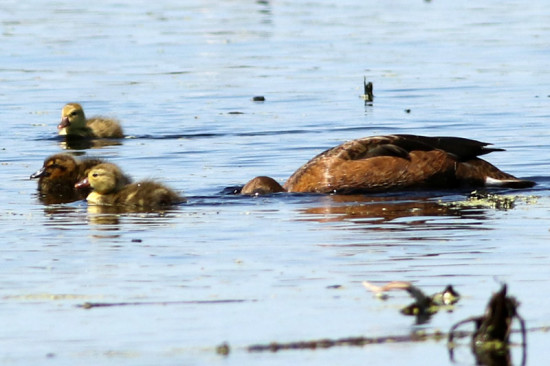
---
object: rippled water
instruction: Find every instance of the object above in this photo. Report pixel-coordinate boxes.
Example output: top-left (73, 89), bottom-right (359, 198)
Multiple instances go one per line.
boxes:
top-left (2, 1), bottom-right (550, 365)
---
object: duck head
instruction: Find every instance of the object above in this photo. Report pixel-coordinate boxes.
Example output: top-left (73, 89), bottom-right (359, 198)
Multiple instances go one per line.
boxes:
top-left (75, 163), bottom-right (126, 194)
top-left (241, 176), bottom-right (285, 195)
top-left (58, 103), bottom-right (86, 135)
top-left (31, 154), bottom-right (79, 181)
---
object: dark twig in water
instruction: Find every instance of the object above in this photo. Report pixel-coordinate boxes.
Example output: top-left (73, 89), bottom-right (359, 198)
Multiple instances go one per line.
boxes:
top-left (78, 299), bottom-right (253, 309)
top-left (361, 77), bottom-right (374, 103)
top-left (247, 330), bottom-right (443, 352)
top-left (243, 326), bottom-right (546, 354)
top-left (362, 281), bottom-right (460, 324)
top-left (448, 284), bottom-right (527, 366)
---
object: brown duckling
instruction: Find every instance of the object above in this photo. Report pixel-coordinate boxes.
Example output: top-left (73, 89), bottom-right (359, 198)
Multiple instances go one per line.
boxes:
top-left (30, 153), bottom-right (131, 204)
top-left (241, 134), bottom-right (535, 195)
top-left (75, 163), bottom-right (184, 208)
top-left (58, 103), bottom-right (124, 138)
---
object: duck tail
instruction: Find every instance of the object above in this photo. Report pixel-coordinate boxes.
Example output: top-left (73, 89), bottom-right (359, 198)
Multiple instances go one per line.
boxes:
top-left (484, 177), bottom-right (536, 189)
top-left (457, 159), bottom-right (536, 189)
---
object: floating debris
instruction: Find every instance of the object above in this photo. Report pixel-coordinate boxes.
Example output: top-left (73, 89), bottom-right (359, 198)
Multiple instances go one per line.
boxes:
top-left (442, 190), bottom-right (537, 211)
top-left (361, 77), bottom-right (373, 103)
top-left (78, 299), bottom-right (252, 309)
top-left (448, 284), bottom-right (526, 366)
top-left (252, 96), bottom-right (265, 102)
top-left (247, 330), bottom-right (442, 352)
top-left (362, 281), bottom-right (460, 323)
top-left (216, 342), bottom-right (231, 356)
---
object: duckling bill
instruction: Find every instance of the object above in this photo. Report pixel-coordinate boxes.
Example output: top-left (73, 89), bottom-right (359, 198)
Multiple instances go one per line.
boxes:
top-left (58, 103), bottom-right (124, 138)
top-left (75, 163), bottom-right (184, 208)
top-left (241, 134), bottom-right (535, 195)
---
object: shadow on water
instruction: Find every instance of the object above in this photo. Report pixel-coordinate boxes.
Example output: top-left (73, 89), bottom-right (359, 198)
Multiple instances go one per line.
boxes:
top-left (36, 124), bottom-right (382, 149)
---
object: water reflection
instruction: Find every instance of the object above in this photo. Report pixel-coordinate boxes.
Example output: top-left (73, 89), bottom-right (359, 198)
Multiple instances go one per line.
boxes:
top-left (41, 204), bottom-right (88, 228)
top-left (59, 136), bottom-right (123, 150)
top-left (39, 201), bottom-right (180, 233)
top-left (85, 204), bottom-right (180, 229)
top-left (296, 193), bottom-right (490, 229)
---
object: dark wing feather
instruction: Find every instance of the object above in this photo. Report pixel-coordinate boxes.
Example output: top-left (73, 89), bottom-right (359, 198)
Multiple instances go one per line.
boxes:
top-left (392, 134), bottom-right (504, 160)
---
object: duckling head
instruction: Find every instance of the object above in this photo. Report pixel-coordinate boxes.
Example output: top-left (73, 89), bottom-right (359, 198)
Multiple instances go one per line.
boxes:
top-left (31, 154), bottom-right (79, 181)
top-left (77, 163), bottom-right (126, 194)
top-left (58, 103), bottom-right (87, 135)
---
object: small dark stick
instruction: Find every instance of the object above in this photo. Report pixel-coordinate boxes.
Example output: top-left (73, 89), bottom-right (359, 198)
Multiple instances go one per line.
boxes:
top-left (362, 77), bottom-right (373, 102)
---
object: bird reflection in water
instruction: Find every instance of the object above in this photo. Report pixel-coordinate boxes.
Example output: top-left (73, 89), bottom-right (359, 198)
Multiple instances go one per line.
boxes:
top-left (295, 193), bottom-right (489, 228)
top-left (59, 136), bottom-right (123, 150)
top-left (85, 204), bottom-right (179, 231)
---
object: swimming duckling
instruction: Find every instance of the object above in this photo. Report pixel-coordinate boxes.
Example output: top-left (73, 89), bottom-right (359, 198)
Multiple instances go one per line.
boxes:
top-left (58, 103), bottom-right (124, 138)
top-left (75, 163), bottom-right (184, 208)
top-left (30, 153), bottom-right (129, 204)
top-left (241, 134), bottom-right (535, 195)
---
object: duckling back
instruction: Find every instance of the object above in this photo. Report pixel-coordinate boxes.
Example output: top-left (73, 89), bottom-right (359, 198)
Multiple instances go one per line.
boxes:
top-left (79, 163), bottom-right (183, 209)
top-left (86, 117), bottom-right (124, 138)
top-left (114, 181), bottom-right (184, 207)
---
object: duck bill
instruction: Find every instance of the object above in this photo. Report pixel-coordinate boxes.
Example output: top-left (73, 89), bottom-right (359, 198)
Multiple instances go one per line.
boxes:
top-left (75, 177), bottom-right (90, 189)
top-left (30, 166), bottom-right (46, 179)
top-left (58, 116), bottom-right (71, 130)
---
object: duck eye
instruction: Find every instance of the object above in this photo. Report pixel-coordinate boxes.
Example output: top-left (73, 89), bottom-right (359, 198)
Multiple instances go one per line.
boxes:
top-left (92, 173), bottom-right (98, 177)
top-left (70, 111), bottom-right (78, 117)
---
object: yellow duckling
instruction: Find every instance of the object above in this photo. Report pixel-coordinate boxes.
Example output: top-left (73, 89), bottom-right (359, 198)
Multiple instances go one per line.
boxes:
top-left (58, 103), bottom-right (124, 138)
top-left (75, 163), bottom-right (184, 208)
top-left (30, 154), bottom-right (128, 204)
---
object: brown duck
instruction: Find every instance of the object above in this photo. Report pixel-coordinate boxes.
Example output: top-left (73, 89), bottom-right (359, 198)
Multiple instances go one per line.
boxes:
top-left (75, 163), bottom-right (184, 208)
top-left (30, 153), bottom-right (130, 204)
top-left (58, 103), bottom-right (124, 138)
top-left (241, 134), bottom-right (535, 195)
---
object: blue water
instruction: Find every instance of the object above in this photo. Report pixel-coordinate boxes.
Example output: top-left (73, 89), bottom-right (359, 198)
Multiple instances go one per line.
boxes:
top-left (1, 1), bottom-right (550, 365)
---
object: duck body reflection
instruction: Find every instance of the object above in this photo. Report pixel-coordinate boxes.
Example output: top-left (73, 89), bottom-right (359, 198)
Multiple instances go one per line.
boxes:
top-left (75, 163), bottom-right (184, 209)
top-left (242, 135), bottom-right (535, 195)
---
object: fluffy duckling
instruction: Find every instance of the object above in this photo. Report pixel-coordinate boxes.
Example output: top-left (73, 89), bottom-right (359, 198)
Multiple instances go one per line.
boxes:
top-left (75, 163), bottom-right (184, 208)
top-left (30, 154), bottom-right (113, 204)
top-left (242, 134), bottom-right (535, 195)
top-left (58, 103), bottom-right (124, 138)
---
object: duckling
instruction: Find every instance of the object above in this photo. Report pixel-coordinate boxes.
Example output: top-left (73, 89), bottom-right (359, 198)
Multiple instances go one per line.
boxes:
top-left (242, 134), bottom-right (535, 195)
top-left (75, 163), bottom-right (184, 208)
top-left (31, 154), bottom-right (97, 203)
top-left (58, 103), bottom-right (124, 138)
top-left (30, 154), bottom-right (132, 204)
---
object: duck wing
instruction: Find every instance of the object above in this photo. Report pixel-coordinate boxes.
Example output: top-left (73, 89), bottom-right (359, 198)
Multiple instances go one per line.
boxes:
top-left (391, 134), bottom-right (503, 160)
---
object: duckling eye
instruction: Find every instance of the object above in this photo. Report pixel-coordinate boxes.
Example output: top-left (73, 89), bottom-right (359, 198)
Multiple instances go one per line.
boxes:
top-left (92, 173), bottom-right (98, 177)
top-left (70, 111), bottom-right (78, 117)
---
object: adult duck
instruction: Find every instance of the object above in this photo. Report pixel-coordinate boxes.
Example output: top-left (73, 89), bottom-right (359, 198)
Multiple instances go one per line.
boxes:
top-left (30, 153), bottom-right (130, 204)
top-left (75, 163), bottom-right (184, 208)
top-left (58, 103), bottom-right (124, 138)
top-left (241, 134), bottom-right (535, 195)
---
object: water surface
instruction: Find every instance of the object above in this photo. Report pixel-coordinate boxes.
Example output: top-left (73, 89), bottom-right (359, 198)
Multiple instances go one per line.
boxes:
top-left (1, 1), bottom-right (550, 365)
